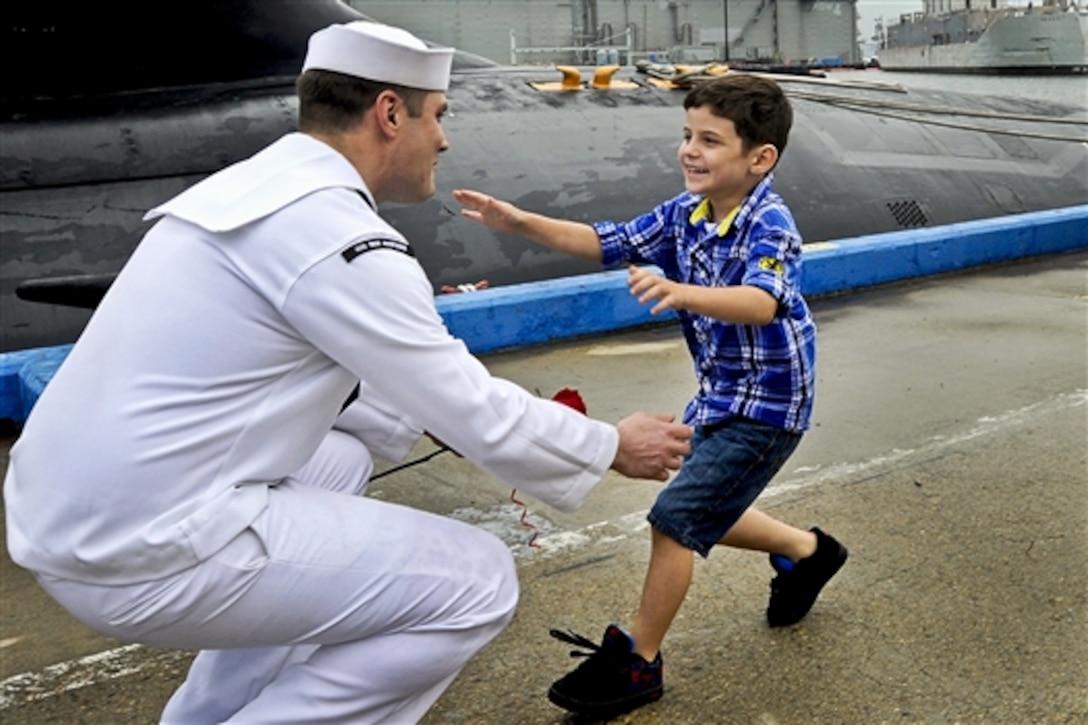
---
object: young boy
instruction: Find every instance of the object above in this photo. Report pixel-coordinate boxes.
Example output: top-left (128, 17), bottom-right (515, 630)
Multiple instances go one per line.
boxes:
top-left (453, 73), bottom-right (847, 718)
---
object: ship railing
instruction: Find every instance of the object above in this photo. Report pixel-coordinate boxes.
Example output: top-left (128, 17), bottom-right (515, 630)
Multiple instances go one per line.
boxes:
top-left (509, 27), bottom-right (634, 66)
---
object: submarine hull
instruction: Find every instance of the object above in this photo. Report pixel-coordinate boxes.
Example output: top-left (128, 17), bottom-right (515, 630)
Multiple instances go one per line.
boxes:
top-left (2, 4), bottom-right (1086, 352)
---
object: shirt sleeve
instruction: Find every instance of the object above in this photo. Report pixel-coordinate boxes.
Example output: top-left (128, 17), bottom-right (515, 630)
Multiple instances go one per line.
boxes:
top-left (593, 195), bottom-right (686, 270)
top-left (334, 383), bottom-right (423, 463)
top-left (282, 248), bottom-right (619, 512)
top-left (741, 211), bottom-right (804, 311)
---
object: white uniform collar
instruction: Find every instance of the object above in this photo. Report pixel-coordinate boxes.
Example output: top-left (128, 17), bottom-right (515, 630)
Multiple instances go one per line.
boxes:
top-left (146, 133), bottom-right (375, 232)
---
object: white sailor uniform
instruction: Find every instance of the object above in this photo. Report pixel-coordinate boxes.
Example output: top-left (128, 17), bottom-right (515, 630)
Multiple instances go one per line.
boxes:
top-left (3, 133), bottom-right (618, 722)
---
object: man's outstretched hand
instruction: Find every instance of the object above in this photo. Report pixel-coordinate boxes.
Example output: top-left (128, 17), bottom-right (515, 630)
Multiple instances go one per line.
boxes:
top-left (612, 412), bottom-right (692, 481)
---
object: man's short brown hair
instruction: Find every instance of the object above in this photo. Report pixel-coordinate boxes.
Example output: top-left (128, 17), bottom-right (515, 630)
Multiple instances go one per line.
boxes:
top-left (296, 69), bottom-right (429, 134)
top-left (683, 74), bottom-right (793, 158)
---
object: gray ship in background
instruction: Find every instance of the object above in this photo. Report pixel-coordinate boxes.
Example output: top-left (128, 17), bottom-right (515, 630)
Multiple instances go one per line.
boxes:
top-left (876, 0), bottom-right (1088, 73)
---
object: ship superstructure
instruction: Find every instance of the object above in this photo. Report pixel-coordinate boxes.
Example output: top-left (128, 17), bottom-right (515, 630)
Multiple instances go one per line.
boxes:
top-left (347, 0), bottom-right (862, 66)
top-left (877, 0), bottom-right (1088, 73)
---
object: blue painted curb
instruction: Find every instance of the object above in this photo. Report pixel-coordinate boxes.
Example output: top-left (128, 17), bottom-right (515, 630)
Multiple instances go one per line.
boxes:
top-left (0, 345), bottom-right (72, 425)
top-left (434, 268), bottom-right (666, 354)
top-left (800, 205), bottom-right (1088, 297)
top-left (3, 204), bottom-right (1087, 425)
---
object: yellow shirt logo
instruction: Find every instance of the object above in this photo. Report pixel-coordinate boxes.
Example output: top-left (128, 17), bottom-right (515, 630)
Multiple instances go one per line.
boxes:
top-left (758, 256), bottom-right (784, 275)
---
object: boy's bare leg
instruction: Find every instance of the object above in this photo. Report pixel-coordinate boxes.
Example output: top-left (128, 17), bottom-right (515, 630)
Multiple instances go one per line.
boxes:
top-left (630, 527), bottom-right (694, 662)
top-left (719, 508), bottom-right (816, 560)
top-left (628, 511), bottom-right (827, 660)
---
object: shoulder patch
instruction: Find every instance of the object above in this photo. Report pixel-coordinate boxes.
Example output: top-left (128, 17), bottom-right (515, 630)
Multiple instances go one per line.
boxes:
top-left (758, 256), bottom-right (784, 275)
top-left (341, 238), bottom-right (415, 264)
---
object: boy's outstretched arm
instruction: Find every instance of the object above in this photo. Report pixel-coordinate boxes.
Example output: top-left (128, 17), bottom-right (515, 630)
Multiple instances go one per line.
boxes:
top-left (628, 265), bottom-right (778, 325)
top-left (453, 189), bottom-right (603, 262)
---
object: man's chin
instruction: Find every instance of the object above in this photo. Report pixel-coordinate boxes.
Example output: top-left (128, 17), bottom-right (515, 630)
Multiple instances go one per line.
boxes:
top-left (416, 179), bottom-right (437, 203)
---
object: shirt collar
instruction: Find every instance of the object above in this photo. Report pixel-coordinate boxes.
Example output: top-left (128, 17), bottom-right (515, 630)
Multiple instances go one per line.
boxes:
top-left (687, 173), bottom-right (776, 237)
top-left (146, 133), bottom-right (373, 232)
top-left (689, 198), bottom-right (740, 236)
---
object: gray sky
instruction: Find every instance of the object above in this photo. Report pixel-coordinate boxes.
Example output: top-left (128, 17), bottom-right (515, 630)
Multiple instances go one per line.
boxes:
top-left (856, 0), bottom-right (923, 36)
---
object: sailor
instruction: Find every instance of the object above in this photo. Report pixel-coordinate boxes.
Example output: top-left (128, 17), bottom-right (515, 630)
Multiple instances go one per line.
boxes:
top-left (3, 21), bottom-right (691, 723)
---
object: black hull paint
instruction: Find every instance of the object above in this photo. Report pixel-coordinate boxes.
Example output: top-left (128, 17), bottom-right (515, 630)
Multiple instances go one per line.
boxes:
top-left (3, 1), bottom-right (1087, 352)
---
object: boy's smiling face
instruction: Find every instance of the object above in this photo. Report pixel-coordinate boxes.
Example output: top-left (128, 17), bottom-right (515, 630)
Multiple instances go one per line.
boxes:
top-left (678, 105), bottom-right (777, 219)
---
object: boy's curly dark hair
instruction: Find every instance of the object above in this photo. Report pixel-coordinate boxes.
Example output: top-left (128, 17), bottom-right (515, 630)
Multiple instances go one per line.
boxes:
top-left (683, 74), bottom-right (793, 158)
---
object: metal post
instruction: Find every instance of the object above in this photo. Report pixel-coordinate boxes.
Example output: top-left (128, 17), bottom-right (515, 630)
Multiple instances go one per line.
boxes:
top-left (723, 0), bottom-right (730, 61)
top-left (510, 29), bottom-right (517, 65)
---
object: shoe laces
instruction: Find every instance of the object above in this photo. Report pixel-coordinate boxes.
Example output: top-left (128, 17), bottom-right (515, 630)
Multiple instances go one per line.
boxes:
top-left (549, 628), bottom-right (604, 658)
top-left (551, 627), bottom-right (645, 684)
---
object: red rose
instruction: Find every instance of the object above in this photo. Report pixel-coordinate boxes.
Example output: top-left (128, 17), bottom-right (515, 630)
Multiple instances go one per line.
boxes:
top-left (551, 387), bottom-right (587, 415)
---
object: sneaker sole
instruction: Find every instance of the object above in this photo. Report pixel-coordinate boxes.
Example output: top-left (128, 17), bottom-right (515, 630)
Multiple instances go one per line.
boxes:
top-left (547, 683), bottom-right (664, 717)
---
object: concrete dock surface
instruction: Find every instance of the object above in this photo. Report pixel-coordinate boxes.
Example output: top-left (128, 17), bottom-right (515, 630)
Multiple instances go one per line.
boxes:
top-left (2, 251), bottom-right (1086, 723)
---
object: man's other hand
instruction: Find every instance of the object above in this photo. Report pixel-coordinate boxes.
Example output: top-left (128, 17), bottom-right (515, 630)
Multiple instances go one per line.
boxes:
top-left (612, 412), bottom-right (692, 481)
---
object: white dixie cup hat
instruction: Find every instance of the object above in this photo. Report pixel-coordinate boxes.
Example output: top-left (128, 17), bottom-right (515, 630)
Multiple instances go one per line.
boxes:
top-left (302, 21), bottom-right (455, 92)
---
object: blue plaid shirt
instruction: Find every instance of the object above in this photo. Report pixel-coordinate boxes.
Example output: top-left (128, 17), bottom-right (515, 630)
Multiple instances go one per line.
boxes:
top-left (594, 174), bottom-right (816, 432)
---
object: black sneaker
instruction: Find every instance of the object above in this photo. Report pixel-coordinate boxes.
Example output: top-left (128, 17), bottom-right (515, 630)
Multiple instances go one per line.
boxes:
top-left (767, 527), bottom-right (848, 627)
top-left (547, 625), bottom-right (663, 718)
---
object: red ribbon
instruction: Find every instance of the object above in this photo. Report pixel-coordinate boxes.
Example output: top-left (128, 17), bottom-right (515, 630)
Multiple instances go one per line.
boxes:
top-left (511, 387), bottom-right (588, 549)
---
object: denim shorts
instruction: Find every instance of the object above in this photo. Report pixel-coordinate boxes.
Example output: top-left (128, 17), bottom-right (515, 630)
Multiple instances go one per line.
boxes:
top-left (647, 416), bottom-right (803, 558)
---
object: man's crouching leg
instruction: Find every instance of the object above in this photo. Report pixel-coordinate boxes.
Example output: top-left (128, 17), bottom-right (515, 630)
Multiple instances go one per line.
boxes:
top-left (37, 485), bottom-right (517, 723)
top-left (156, 486), bottom-right (519, 724)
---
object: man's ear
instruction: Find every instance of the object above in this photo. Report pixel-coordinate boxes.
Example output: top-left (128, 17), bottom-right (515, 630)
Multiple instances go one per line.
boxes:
top-left (375, 90), bottom-right (400, 137)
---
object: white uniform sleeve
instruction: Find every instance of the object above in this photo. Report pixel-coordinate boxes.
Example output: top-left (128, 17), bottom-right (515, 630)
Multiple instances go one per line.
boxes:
top-left (334, 383), bottom-right (423, 463)
top-left (282, 249), bottom-right (618, 512)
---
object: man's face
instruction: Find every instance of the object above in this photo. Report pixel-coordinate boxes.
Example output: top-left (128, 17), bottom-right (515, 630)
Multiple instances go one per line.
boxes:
top-left (389, 91), bottom-right (450, 203)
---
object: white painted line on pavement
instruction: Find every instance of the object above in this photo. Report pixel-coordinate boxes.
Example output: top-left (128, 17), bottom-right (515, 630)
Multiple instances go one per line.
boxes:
top-left (0, 643), bottom-right (143, 710)
top-left (766, 388), bottom-right (1086, 500)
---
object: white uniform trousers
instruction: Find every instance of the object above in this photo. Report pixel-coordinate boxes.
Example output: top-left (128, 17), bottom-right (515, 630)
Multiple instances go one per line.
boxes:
top-left (36, 430), bottom-right (519, 723)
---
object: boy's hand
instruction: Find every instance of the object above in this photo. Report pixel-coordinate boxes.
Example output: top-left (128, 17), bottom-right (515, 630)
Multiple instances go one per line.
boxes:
top-left (629, 265), bottom-right (684, 315)
top-left (453, 189), bottom-right (604, 262)
top-left (452, 189), bottom-right (522, 234)
top-left (612, 411), bottom-right (692, 481)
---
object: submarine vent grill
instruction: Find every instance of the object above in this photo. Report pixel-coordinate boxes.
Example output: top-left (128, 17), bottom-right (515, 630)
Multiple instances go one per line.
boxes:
top-left (887, 200), bottom-right (929, 229)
